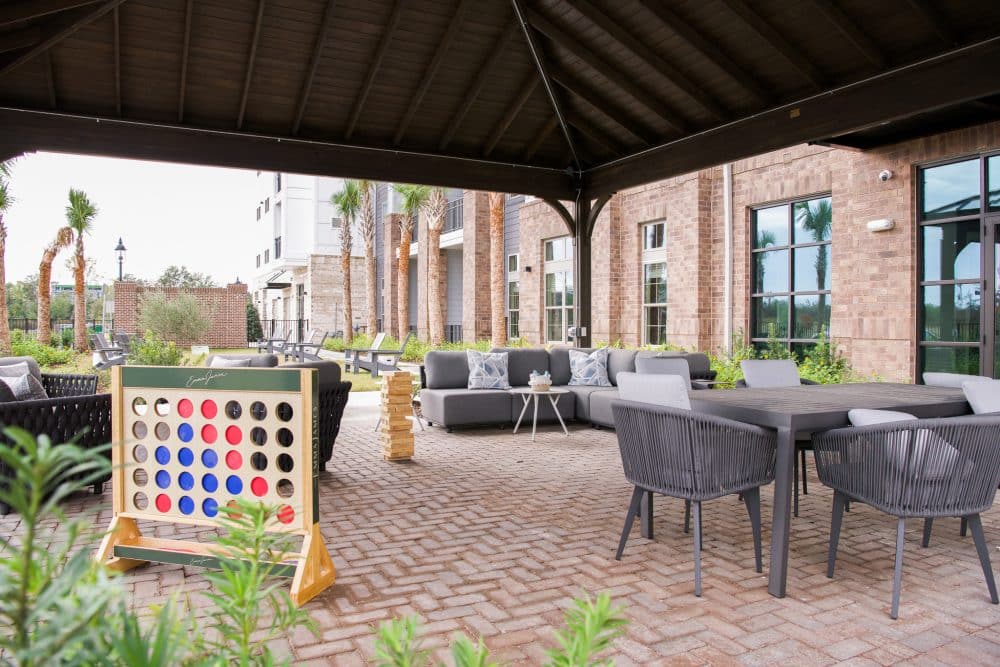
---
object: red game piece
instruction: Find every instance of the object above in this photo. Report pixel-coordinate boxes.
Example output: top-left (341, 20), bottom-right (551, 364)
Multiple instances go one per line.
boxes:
top-left (177, 398), bottom-right (193, 418)
top-left (277, 505), bottom-right (295, 524)
top-left (201, 400), bottom-right (218, 419)
top-left (225, 425), bottom-right (242, 445)
top-left (201, 424), bottom-right (218, 444)
top-left (155, 494), bottom-right (171, 512)
top-left (250, 477), bottom-right (268, 497)
top-left (225, 450), bottom-right (242, 470)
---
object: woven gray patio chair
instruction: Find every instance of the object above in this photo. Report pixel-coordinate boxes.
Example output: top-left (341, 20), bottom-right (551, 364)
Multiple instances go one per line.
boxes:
top-left (612, 397), bottom-right (777, 597)
top-left (813, 415), bottom-right (1000, 619)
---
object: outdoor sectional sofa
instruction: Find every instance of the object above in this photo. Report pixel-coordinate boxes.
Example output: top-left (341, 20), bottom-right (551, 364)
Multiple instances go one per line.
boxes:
top-left (419, 347), bottom-right (716, 430)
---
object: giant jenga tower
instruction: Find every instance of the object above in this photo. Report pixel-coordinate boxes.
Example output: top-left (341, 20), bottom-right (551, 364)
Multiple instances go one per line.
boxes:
top-left (380, 371), bottom-right (414, 461)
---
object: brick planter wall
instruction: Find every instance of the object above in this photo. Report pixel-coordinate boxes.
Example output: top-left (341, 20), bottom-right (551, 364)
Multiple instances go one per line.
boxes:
top-left (114, 281), bottom-right (248, 348)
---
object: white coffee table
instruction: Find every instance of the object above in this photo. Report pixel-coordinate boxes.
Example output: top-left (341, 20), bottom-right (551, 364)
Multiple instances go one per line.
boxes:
top-left (510, 387), bottom-right (570, 441)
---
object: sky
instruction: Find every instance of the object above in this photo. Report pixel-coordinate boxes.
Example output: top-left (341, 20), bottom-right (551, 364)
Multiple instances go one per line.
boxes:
top-left (2, 152), bottom-right (260, 286)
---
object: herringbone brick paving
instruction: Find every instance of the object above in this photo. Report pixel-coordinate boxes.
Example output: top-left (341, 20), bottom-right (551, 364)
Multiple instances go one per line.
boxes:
top-left (3, 404), bottom-right (1000, 665)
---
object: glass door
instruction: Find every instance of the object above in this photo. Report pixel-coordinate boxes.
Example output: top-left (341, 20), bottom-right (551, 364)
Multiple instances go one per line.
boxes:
top-left (991, 218), bottom-right (1000, 377)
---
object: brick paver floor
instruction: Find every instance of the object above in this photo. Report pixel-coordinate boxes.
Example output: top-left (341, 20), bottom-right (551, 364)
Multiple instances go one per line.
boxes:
top-left (4, 400), bottom-right (1000, 665)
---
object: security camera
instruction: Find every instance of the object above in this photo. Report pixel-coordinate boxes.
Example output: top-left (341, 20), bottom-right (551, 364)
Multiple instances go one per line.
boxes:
top-left (878, 169), bottom-right (893, 182)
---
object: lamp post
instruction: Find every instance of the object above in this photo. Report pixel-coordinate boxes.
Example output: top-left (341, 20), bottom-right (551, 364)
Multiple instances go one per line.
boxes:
top-left (114, 237), bottom-right (126, 281)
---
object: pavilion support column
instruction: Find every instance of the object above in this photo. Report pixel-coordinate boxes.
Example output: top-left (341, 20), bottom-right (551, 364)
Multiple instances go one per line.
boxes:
top-left (574, 196), bottom-right (592, 348)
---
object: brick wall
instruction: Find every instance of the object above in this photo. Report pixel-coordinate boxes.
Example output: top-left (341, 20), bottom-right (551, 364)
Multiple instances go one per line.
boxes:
top-left (461, 191), bottom-right (492, 343)
top-left (381, 213), bottom-right (402, 337)
top-left (114, 281), bottom-right (247, 347)
top-left (305, 254), bottom-right (368, 336)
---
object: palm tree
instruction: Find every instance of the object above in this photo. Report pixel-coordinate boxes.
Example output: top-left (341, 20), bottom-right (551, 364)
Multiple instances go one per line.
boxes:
top-left (37, 227), bottom-right (74, 345)
top-left (488, 192), bottom-right (506, 347)
top-left (795, 198), bottom-right (833, 333)
top-left (393, 184), bottom-right (429, 341)
top-left (65, 189), bottom-right (98, 352)
top-left (0, 163), bottom-right (15, 356)
top-left (331, 180), bottom-right (361, 345)
top-left (357, 180), bottom-right (377, 336)
top-left (422, 188), bottom-right (448, 345)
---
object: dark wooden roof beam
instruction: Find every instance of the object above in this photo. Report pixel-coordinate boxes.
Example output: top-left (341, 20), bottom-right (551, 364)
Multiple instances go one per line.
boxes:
top-left (547, 62), bottom-right (654, 145)
top-left (43, 48), bottom-right (55, 109)
top-left (344, 0), bottom-right (404, 141)
top-left (483, 71), bottom-right (538, 157)
top-left (0, 0), bottom-right (125, 78)
top-left (569, 0), bottom-right (726, 120)
top-left (566, 111), bottom-right (624, 155)
top-left (236, 0), bottom-right (266, 130)
top-left (393, 0), bottom-right (471, 146)
top-left (513, 0), bottom-right (580, 170)
top-left (291, 0), bottom-right (336, 136)
top-left (905, 0), bottom-right (957, 46)
top-left (112, 5), bottom-right (119, 115)
top-left (637, 0), bottom-right (770, 105)
top-left (522, 115), bottom-right (558, 161)
top-left (808, 0), bottom-right (886, 68)
top-left (177, 0), bottom-right (192, 122)
top-left (0, 0), bottom-right (100, 28)
top-left (437, 20), bottom-right (516, 151)
top-left (526, 8), bottom-right (688, 134)
top-left (0, 26), bottom-right (40, 54)
top-left (718, 0), bottom-right (826, 89)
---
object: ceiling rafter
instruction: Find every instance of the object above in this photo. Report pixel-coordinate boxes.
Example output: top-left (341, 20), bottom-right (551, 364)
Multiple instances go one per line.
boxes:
top-left (43, 48), bottom-right (56, 108)
top-left (483, 71), bottom-right (538, 157)
top-left (905, 0), bottom-right (957, 46)
top-left (547, 62), bottom-right (654, 145)
top-left (291, 0), bottom-right (336, 136)
top-left (522, 115), bottom-right (558, 161)
top-left (344, 0), bottom-right (404, 141)
top-left (565, 111), bottom-right (624, 155)
top-left (718, 0), bottom-right (826, 89)
top-left (393, 0), bottom-right (471, 146)
top-left (636, 0), bottom-right (770, 105)
top-left (236, 0), bottom-right (266, 130)
top-left (569, 0), bottom-right (726, 120)
top-left (0, 27), bottom-right (41, 54)
top-left (0, 0), bottom-right (125, 78)
top-left (808, 0), bottom-right (885, 68)
top-left (512, 0), bottom-right (580, 171)
top-left (177, 0), bottom-right (192, 122)
top-left (437, 20), bottom-right (516, 151)
top-left (526, 8), bottom-right (688, 134)
top-left (0, 0), bottom-right (100, 28)
top-left (111, 4), bottom-right (119, 115)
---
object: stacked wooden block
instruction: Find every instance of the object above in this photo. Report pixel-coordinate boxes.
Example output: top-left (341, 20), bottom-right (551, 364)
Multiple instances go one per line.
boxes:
top-left (380, 371), bottom-right (415, 461)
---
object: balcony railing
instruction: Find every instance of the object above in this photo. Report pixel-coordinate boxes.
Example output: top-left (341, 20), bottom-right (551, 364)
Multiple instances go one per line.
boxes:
top-left (444, 198), bottom-right (463, 233)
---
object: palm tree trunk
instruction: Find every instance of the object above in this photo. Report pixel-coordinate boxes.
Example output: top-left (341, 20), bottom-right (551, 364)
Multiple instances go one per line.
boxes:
top-left (365, 237), bottom-right (377, 335)
top-left (489, 192), bottom-right (506, 348)
top-left (397, 234), bottom-right (410, 341)
top-left (37, 250), bottom-right (57, 345)
top-left (341, 251), bottom-right (353, 345)
top-left (427, 228), bottom-right (443, 346)
top-left (0, 216), bottom-right (10, 355)
top-left (73, 237), bottom-right (87, 352)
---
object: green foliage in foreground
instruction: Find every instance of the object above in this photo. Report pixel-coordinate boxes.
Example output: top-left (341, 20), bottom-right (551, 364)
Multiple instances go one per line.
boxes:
top-left (10, 329), bottom-right (75, 366)
top-left (373, 593), bottom-right (627, 667)
top-left (128, 329), bottom-right (185, 366)
top-left (0, 428), bottom-right (316, 666)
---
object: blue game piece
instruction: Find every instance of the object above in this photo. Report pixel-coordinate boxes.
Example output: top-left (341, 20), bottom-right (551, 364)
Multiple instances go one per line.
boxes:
top-left (155, 470), bottom-right (171, 489)
top-left (202, 449), bottom-right (218, 468)
top-left (226, 475), bottom-right (243, 495)
top-left (178, 496), bottom-right (194, 515)
top-left (177, 423), bottom-right (194, 442)
top-left (155, 446), bottom-right (170, 465)
top-left (178, 471), bottom-right (194, 490)
top-left (178, 447), bottom-right (194, 466)
top-left (202, 473), bottom-right (218, 492)
top-left (203, 498), bottom-right (218, 517)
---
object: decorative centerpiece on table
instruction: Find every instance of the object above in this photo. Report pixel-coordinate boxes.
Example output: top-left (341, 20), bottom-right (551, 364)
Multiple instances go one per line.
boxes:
top-left (529, 370), bottom-right (552, 392)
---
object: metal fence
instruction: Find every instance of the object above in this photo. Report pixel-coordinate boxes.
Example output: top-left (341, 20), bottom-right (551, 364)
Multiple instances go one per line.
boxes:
top-left (260, 318), bottom-right (309, 343)
top-left (9, 318), bottom-right (112, 336)
top-left (444, 198), bottom-right (464, 233)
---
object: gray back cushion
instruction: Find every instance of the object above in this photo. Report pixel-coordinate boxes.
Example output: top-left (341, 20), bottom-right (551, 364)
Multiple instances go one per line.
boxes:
top-left (283, 360), bottom-right (343, 389)
top-left (0, 356), bottom-right (43, 383)
top-left (924, 372), bottom-right (990, 388)
top-left (549, 347), bottom-right (593, 386)
top-left (607, 349), bottom-right (636, 385)
top-left (740, 359), bottom-right (800, 388)
top-left (490, 348), bottom-right (549, 387)
top-left (963, 379), bottom-right (1000, 415)
top-left (207, 353), bottom-right (278, 368)
top-left (635, 355), bottom-right (692, 387)
top-left (617, 372), bottom-right (691, 410)
top-left (681, 353), bottom-right (711, 376)
top-left (424, 351), bottom-right (470, 389)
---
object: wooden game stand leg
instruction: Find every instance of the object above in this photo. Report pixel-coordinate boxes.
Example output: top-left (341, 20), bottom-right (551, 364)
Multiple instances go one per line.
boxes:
top-left (289, 523), bottom-right (336, 606)
top-left (95, 516), bottom-right (148, 572)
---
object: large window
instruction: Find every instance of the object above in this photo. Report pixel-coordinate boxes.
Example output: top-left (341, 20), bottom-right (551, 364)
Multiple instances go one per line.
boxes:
top-left (507, 254), bottom-right (519, 339)
top-left (544, 237), bottom-right (574, 343)
top-left (750, 195), bottom-right (832, 355)
top-left (918, 154), bottom-right (1000, 378)
top-left (641, 221), bottom-right (667, 345)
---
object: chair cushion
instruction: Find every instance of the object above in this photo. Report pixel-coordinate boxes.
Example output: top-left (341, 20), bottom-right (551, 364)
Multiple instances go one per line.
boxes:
top-left (848, 409), bottom-right (917, 426)
top-left (963, 379), bottom-right (1000, 415)
top-left (634, 356), bottom-right (692, 387)
top-left (419, 388), bottom-right (512, 426)
top-left (208, 357), bottom-right (251, 368)
top-left (606, 349), bottom-right (636, 385)
top-left (569, 348), bottom-right (612, 387)
top-left (617, 372), bottom-right (690, 410)
top-left (206, 354), bottom-right (278, 368)
top-left (563, 385), bottom-right (616, 421)
top-left (490, 347), bottom-right (549, 387)
top-left (923, 372), bottom-right (991, 388)
top-left (0, 356), bottom-right (43, 383)
top-left (848, 409), bottom-right (958, 481)
top-left (467, 350), bottom-right (511, 390)
top-left (282, 360), bottom-right (343, 388)
top-left (549, 347), bottom-right (592, 386)
top-left (0, 373), bottom-right (48, 401)
top-left (740, 359), bottom-right (801, 388)
top-left (589, 388), bottom-right (620, 427)
top-left (424, 351), bottom-right (470, 389)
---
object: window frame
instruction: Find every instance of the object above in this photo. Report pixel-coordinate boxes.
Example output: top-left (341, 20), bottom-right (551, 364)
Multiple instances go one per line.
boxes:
top-left (543, 236), bottom-right (574, 344)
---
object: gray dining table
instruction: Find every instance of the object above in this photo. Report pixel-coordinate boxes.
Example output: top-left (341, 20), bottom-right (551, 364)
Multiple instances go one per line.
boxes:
top-left (686, 382), bottom-right (970, 598)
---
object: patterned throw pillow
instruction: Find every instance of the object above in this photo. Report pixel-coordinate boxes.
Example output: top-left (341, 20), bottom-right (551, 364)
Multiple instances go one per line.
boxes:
top-left (208, 357), bottom-right (252, 368)
top-left (569, 348), bottom-right (612, 387)
top-left (0, 373), bottom-right (48, 401)
top-left (467, 350), bottom-right (511, 390)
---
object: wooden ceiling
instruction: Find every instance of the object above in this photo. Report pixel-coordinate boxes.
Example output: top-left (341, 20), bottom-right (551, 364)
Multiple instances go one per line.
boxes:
top-left (1, 0), bottom-right (1000, 200)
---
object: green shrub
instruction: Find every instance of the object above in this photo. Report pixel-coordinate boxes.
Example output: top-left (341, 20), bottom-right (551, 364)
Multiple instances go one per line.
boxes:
top-left (128, 330), bottom-right (184, 366)
top-left (137, 292), bottom-right (211, 344)
top-left (246, 300), bottom-right (263, 343)
top-left (324, 332), bottom-right (373, 353)
top-left (10, 329), bottom-right (74, 366)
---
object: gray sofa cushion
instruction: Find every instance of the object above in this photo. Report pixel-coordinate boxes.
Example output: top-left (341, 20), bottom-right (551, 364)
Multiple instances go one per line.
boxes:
top-left (491, 347), bottom-right (549, 387)
top-left (635, 355), bottom-right (692, 386)
top-left (589, 388), bottom-right (620, 427)
top-left (420, 388), bottom-right (511, 426)
top-left (549, 347), bottom-right (593, 386)
top-left (424, 351), bottom-right (470, 389)
top-left (607, 349), bottom-right (636, 385)
top-left (282, 360), bottom-right (343, 388)
top-left (510, 389), bottom-right (575, 423)
top-left (206, 353), bottom-right (278, 368)
top-left (0, 356), bottom-right (43, 382)
top-left (564, 385), bottom-right (616, 421)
